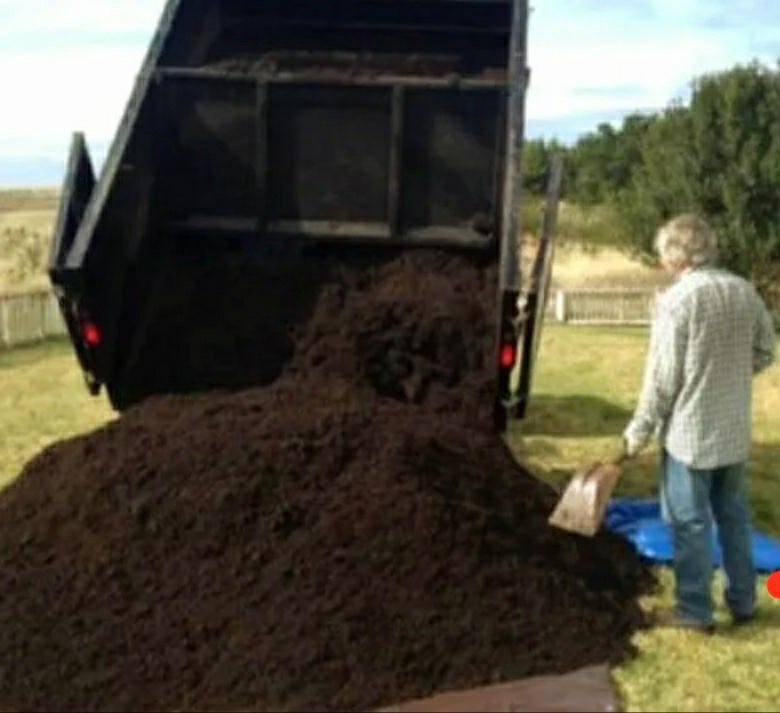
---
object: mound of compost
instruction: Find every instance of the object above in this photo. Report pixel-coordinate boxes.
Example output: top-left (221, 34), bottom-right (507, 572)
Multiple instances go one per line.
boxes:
top-left (0, 249), bottom-right (651, 711)
top-left (118, 249), bottom-right (497, 413)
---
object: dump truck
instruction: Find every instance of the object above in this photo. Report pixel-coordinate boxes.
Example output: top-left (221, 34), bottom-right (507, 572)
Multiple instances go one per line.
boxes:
top-left (48, 0), bottom-right (558, 430)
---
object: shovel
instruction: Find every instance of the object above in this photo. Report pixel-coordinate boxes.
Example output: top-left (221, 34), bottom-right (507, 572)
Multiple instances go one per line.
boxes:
top-left (548, 452), bottom-right (630, 537)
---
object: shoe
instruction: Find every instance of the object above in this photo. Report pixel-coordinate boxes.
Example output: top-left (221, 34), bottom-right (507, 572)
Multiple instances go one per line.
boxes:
top-left (654, 609), bottom-right (716, 634)
top-left (730, 611), bottom-right (756, 626)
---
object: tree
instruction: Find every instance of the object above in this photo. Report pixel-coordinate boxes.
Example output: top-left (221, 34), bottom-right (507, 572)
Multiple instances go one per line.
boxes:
top-left (620, 63), bottom-right (780, 292)
top-left (566, 114), bottom-right (654, 204)
top-left (616, 105), bottom-right (697, 255)
top-left (521, 138), bottom-right (552, 195)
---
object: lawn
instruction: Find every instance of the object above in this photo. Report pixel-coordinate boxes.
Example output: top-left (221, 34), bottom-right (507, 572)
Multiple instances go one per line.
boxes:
top-left (0, 329), bottom-right (778, 711)
top-left (508, 325), bottom-right (780, 712)
top-left (0, 340), bottom-right (115, 489)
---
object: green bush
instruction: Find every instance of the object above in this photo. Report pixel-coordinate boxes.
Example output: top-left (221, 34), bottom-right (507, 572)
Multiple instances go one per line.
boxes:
top-left (529, 62), bottom-right (780, 296)
top-left (619, 63), bottom-right (780, 294)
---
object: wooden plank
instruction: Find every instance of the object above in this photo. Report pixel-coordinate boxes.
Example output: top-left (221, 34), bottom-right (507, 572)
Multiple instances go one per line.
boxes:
top-left (0, 298), bottom-right (9, 349)
top-left (166, 215), bottom-right (492, 248)
top-left (380, 664), bottom-right (619, 713)
top-left (402, 226), bottom-right (493, 249)
top-left (222, 18), bottom-right (509, 35)
top-left (168, 216), bottom-right (256, 233)
top-left (157, 66), bottom-right (506, 90)
top-left (268, 220), bottom-right (391, 240)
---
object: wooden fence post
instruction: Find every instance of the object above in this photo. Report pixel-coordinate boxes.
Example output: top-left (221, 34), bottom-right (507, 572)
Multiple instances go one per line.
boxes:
top-left (38, 291), bottom-right (46, 340)
top-left (0, 298), bottom-right (9, 348)
top-left (555, 290), bottom-right (567, 323)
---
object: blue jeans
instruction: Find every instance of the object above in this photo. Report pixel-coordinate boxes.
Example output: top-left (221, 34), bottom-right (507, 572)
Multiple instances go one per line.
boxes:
top-left (660, 451), bottom-right (756, 624)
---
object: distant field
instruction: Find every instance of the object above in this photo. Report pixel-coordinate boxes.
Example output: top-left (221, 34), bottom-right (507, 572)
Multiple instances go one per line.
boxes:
top-left (0, 188), bottom-right (666, 293)
top-left (520, 197), bottom-right (669, 290)
top-left (0, 188), bottom-right (59, 291)
top-left (0, 188), bottom-right (59, 214)
top-left (534, 240), bottom-right (669, 290)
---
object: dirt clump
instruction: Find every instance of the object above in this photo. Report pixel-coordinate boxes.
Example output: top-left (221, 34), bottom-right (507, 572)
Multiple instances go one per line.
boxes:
top-left (0, 249), bottom-right (651, 712)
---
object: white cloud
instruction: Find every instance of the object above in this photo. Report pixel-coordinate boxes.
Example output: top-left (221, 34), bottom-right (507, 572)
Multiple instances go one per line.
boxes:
top-left (526, 0), bottom-right (780, 132)
top-left (0, 0), bottom-right (164, 37)
top-left (0, 46), bottom-right (144, 150)
top-left (0, 0), bottom-right (779, 176)
top-left (0, 1), bottom-right (165, 161)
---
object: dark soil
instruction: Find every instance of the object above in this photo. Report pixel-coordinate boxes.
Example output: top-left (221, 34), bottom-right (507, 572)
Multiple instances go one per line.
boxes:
top-left (202, 51), bottom-right (503, 80)
top-left (0, 250), bottom-right (651, 712)
top-left (118, 249), bottom-right (497, 414)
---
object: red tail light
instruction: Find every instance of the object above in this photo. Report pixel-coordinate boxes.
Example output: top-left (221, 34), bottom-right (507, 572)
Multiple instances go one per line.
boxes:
top-left (499, 343), bottom-right (517, 369)
top-left (82, 321), bottom-right (102, 348)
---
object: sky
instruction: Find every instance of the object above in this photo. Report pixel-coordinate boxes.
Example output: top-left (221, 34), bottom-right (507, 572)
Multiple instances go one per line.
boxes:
top-left (0, 0), bottom-right (778, 187)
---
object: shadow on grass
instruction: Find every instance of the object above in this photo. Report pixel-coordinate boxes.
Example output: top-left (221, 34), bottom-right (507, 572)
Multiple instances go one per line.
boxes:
top-left (717, 605), bottom-right (780, 638)
top-left (522, 394), bottom-right (633, 437)
top-left (0, 337), bottom-right (71, 371)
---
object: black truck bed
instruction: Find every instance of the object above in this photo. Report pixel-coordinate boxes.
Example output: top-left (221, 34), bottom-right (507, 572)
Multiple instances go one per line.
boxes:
top-left (50, 0), bottom-right (541, 429)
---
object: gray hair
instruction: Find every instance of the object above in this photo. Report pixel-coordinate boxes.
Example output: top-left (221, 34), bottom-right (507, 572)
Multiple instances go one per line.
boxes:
top-left (655, 214), bottom-right (719, 267)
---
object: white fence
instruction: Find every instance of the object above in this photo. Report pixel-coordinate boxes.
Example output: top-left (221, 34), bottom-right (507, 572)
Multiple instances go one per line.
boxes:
top-left (547, 286), bottom-right (780, 325)
top-left (0, 285), bottom-right (774, 351)
top-left (0, 289), bottom-right (67, 349)
top-left (0, 286), bottom-right (658, 354)
top-left (547, 288), bottom-right (658, 325)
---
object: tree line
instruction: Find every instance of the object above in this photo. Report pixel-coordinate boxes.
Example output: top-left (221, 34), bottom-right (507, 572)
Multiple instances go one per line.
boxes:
top-left (524, 62), bottom-right (780, 293)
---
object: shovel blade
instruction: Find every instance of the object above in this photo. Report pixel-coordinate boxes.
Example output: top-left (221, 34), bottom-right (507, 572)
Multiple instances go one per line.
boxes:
top-left (548, 462), bottom-right (622, 537)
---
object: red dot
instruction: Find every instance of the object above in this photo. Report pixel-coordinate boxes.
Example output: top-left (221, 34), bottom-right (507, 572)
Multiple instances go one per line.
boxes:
top-left (768, 571), bottom-right (780, 600)
top-left (499, 344), bottom-right (517, 369)
top-left (82, 321), bottom-right (102, 348)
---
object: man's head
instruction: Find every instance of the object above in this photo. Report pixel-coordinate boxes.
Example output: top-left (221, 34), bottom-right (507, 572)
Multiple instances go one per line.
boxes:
top-left (655, 214), bottom-right (719, 276)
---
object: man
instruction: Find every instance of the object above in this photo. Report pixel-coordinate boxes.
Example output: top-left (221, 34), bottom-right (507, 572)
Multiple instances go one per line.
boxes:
top-left (623, 214), bottom-right (776, 633)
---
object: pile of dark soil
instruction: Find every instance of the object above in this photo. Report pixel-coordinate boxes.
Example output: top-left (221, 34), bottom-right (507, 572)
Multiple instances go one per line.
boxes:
top-left (119, 249), bottom-right (497, 415)
top-left (0, 250), bottom-right (651, 712)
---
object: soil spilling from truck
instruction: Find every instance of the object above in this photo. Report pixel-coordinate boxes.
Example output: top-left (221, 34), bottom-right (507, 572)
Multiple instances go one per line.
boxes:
top-left (0, 250), bottom-right (651, 712)
top-left (118, 248), bottom-right (498, 412)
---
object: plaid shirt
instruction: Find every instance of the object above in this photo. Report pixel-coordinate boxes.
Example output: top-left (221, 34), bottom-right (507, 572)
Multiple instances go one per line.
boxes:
top-left (625, 266), bottom-right (776, 469)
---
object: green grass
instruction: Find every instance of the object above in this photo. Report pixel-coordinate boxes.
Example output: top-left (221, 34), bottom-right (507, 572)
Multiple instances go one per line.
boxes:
top-left (510, 326), bottom-right (780, 535)
top-left (615, 567), bottom-right (780, 712)
top-left (0, 339), bottom-right (115, 489)
top-left (507, 325), bottom-right (780, 712)
top-left (0, 188), bottom-right (59, 213)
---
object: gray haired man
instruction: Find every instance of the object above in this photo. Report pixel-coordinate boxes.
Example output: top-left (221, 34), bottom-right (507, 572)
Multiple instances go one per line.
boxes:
top-left (624, 214), bottom-right (776, 633)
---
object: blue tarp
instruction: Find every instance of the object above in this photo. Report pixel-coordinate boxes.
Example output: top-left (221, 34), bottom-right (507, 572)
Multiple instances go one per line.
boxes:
top-left (605, 499), bottom-right (780, 573)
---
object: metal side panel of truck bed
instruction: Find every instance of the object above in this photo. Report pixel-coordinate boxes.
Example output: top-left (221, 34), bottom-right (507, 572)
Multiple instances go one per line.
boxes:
top-left (50, 0), bottom-right (547, 429)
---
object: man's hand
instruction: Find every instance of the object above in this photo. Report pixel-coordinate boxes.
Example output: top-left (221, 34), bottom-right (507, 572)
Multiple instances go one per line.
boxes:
top-left (623, 433), bottom-right (649, 458)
